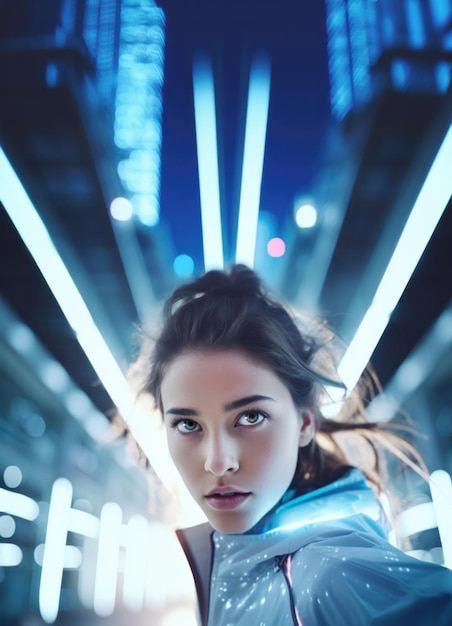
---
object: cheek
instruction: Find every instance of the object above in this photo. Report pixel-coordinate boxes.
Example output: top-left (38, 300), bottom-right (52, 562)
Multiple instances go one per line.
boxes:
top-left (167, 435), bottom-right (200, 480)
top-left (248, 428), bottom-right (299, 476)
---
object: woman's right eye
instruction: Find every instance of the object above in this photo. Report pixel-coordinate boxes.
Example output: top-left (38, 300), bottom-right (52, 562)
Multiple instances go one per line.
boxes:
top-left (174, 419), bottom-right (201, 434)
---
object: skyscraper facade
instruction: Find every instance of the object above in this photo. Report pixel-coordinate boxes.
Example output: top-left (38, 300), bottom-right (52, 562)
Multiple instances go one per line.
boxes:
top-left (325, 0), bottom-right (452, 120)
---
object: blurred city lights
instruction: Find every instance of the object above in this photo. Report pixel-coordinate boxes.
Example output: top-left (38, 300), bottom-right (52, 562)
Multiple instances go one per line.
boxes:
top-left (267, 237), bottom-right (286, 257)
top-left (110, 197), bottom-right (133, 221)
top-left (114, 3), bottom-right (165, 227)
top-left (295, 203), bottom-right (317, 228)
top-left (1, 466), bottom-right (450, 623)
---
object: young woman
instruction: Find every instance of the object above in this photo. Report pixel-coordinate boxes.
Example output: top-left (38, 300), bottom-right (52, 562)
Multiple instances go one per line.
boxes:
top-left (131, 264), bottom-right (452, 625)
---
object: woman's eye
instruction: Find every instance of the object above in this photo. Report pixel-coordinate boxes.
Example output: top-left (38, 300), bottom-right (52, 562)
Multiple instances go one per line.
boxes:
top-left (175, 419), bottom-right (200, 434)
top-left (237, 410), bottom-right (266, 427)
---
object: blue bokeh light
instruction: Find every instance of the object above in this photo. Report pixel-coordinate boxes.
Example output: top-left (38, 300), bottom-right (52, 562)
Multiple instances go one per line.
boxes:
top-left (173, 254), bottom-right (195, 277)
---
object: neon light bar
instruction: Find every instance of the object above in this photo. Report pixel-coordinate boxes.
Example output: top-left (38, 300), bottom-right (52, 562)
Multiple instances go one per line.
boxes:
top-left (0, 146), bottom-right (174, 489)
top-left (235, 53), bottom-right (271, 267)
top-left (338, 122), bottom-right (452, 390)
top-left (39, 478), bottom-right (73, 623)
top-left (430, 470), bottom-right (452, 569)
top-left (193, 54), bottom-right (224, 270)
top-left (0, 147), bottom-right (133, 413)
top-left (93, 502), bottom-right (122, 617)
top-left (0, 487), bottom-right (39, 520)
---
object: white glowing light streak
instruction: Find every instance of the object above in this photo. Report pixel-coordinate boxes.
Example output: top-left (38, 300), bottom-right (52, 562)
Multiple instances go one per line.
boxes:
top-left (0, 146), bottom-right (132, 414)
top-left (0, 487), bottom-right (39, 521)
top-left (123, 515), bottom-right (149, 611)
top-left (68, 508), bottom-right (99, 538)
top-left (430, 470), bottom-right (452, 569)
top-left (0, 146), bottom-right (175, 491)
top-left (235, 54), bottom-right (271, 267)
top-left (39, 478), bottom-right (73, 624)
top-left (0, 543), bottom-right (23, 566)
top-left (396, 502), bottom-right (438, 537)
top-left (193, 55), bottom-right (224, 271)
top-left (338, 123), bottom-right (452, 390)
top-left (146, 522), bottom-right (171, 609)
top-left (93, 502), bottom-right (122, 617)
top-left (37, 544), bottom-right (83, 570)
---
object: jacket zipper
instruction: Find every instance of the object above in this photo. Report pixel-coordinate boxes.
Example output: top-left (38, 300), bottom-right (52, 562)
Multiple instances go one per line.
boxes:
top-left (278, 554), bottom-right (303, 626)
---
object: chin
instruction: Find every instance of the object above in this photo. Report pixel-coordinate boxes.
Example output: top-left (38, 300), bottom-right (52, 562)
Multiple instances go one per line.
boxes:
top-left (207, 515), bottom-right (256, 535)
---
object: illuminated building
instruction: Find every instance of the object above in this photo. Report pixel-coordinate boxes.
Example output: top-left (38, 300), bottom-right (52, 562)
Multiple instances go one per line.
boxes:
top-left (325, 0), bottom-right (452, 120)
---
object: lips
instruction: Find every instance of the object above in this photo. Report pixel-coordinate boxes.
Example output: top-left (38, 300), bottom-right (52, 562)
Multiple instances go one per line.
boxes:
top-left (205, 486), bottom-right (251, 510)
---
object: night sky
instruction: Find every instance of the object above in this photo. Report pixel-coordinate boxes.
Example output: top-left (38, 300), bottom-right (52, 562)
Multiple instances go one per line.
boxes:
top-left (156, 0), bottom-right (332, 272)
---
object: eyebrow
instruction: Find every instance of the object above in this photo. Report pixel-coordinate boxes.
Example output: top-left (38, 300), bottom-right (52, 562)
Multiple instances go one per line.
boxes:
top-left (223, 394), bottom-right (274, 412)
top-left (165, 394), bottom-right (274, 417)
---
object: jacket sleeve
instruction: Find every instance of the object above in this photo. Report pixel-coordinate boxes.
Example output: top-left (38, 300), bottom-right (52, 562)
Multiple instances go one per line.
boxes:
top-left (292, 530), bottom-right (452, 626)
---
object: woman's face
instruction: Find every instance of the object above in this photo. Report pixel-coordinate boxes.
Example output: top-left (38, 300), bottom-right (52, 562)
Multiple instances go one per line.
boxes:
top-left (160, 349), bottom-right (314, 533)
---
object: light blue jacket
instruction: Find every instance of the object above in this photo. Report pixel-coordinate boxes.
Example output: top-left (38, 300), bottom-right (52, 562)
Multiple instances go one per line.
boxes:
top-left (178, 470), bottom-right (452, 625)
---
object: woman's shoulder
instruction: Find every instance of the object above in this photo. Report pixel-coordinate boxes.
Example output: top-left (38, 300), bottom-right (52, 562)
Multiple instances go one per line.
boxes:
top-left (291, 525), bottom-right (452, 625)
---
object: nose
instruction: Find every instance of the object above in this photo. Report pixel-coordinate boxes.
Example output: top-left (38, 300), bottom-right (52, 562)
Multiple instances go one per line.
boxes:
top-left (204, 433), bottom-right (239, 476)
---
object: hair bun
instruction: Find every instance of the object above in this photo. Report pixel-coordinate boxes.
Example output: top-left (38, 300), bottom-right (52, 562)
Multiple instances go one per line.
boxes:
top-left (200, 264), bottom-right (263, 298)
top-left (165, 264), bottom-right (264, 316)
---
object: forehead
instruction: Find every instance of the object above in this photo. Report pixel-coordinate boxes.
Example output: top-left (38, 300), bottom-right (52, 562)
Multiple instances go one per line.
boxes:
top-left (161, 349), bottom-right (287, 400)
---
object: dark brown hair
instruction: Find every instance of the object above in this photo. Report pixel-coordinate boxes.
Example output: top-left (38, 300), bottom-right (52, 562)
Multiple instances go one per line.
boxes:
top-left (131, 264), bottom-right (425, 499)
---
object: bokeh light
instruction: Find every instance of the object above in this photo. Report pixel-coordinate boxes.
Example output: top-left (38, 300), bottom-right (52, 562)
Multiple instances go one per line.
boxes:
top-left (295, 203), bottom-right (317, 228)
top-left (173, 254), bottom-right (195, 277)
top-left (267, 237), bottom-right (286, 257)
top-left (4, 465), bottom-right (22, 489)
top-left (110, 197), bottom-right (133, 221)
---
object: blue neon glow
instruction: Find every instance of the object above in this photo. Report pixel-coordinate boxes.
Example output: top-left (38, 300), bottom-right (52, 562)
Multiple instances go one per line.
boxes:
top-left (235, 53), bottom-right (271, 267)
top-left (193, 54), bottom-right (224, 271)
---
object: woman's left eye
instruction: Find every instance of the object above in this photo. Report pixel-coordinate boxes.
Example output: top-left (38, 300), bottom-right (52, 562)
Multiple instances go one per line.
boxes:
top-left (237, 410), bottom-right (267, 427)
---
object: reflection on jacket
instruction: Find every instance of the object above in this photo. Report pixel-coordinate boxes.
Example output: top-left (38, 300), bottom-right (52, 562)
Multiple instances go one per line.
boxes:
top-left (177, 469), bottom-right (452, 626)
